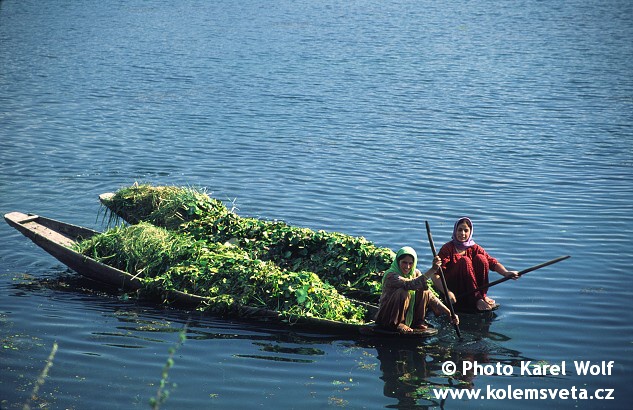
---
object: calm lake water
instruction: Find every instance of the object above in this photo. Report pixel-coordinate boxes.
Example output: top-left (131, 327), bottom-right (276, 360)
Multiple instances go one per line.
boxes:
top-left (1, 0), bottom-right (632, 408)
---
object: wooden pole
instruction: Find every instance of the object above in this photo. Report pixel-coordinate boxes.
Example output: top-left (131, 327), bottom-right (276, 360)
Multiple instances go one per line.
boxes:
top-left (457, 255), bottom-right (570, 299)
top-left (425, 221), bottom-right (461, 338)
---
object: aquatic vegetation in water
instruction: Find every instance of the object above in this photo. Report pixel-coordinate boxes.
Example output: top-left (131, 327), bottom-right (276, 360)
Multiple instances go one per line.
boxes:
top-left (74, 223), bottom-right (367, 324)
top-left (22, 342), bottom-right (58, 410)
top-left (150, 326), bottom-right (187, 410)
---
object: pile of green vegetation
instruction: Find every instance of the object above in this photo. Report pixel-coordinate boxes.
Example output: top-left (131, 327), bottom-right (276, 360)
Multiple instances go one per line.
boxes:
top-left (101, 184), bottom-right (229, 229)
top-left (183, 214), bottom-right (393, 300)
top-left (74, 223), bottom-right (367, 324)
top-left (101, 184), bottom-right (394, 301)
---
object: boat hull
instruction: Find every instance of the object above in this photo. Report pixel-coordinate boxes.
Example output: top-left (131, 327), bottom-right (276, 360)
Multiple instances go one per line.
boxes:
top-left (5, 212), bottom-right (146, 290)
top-left (5, 211), bottom-right (415, 337)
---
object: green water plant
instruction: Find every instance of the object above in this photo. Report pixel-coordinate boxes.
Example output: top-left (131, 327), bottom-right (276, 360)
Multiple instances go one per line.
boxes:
top-left (150, 325), bottom-right (187, 410)
top-left (101, 183), bottom-right (229, 229)
top-left (23, 342), bottom-right (58, 410)
top-left (100, 184), bottom-right (394, 302)
top-left (183, 213), bottom-right (393, 301)
top-left (74, 223), bottom-right (367, 324)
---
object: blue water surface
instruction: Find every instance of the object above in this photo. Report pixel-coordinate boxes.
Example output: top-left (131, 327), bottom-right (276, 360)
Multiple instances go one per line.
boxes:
top-left (1, 0), bottom-right (632, 409)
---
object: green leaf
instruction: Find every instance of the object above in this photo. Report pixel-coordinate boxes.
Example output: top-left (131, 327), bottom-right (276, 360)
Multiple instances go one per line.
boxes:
top-left (296, 288), bottom-right (308, 304)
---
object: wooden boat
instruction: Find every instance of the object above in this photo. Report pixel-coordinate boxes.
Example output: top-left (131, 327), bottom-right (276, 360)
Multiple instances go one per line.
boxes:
top-left (5, 211), bottom-right (436, 338)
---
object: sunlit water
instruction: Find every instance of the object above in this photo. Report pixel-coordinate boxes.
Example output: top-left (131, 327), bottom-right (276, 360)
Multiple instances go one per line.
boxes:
top-left (1, 0), bottom-right (632, 408)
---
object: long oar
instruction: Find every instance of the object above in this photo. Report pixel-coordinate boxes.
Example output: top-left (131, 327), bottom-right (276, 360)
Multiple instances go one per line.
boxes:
top-left (425, 221), bottom-right (461, 339)
top-left (457, 255), bottom-right (570, 299)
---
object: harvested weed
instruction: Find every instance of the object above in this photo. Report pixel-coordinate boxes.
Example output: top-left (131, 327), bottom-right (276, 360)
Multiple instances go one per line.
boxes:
top-left (100, 183), bottom-right (228, 229)
top-left (184, 213), bottom-right (392, 301)
top-left (75, 222), bottom-right (197, 278)
top-left (74, 224), bottom-right (367, 324)
top-left (101, 184), bottom-right (394, 302)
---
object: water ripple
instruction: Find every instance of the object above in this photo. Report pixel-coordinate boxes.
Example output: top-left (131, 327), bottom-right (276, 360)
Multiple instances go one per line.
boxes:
top-left (1, 0), bottom-right (632, 408)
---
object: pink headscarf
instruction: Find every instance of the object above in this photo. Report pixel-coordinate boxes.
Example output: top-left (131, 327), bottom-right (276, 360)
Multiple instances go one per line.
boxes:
top-left (452, 217), bottom-right (476, 250)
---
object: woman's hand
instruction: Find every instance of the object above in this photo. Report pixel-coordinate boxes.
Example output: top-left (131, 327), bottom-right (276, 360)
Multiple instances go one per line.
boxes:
top-left (431, 255), bottom-right (441, 272)
top-left (496, 263), bottom-right (519, 280)
top-left (503, 270), bottom-right (520, 280)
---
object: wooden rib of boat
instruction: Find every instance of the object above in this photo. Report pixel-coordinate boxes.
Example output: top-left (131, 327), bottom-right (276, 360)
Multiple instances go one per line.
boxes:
top-left (5, 211), bottom-right (434, 337)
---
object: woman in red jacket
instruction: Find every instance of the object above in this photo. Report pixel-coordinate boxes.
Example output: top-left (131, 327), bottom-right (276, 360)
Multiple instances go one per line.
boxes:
top-left (436, 217), bottom-right (518, 312)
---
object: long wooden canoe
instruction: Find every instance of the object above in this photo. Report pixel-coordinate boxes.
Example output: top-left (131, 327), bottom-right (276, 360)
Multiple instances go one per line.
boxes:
top-left (5, 211), bottom-right (436, 337)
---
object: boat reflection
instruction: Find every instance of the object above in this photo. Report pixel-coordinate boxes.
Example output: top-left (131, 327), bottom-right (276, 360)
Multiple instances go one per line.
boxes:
top-left (361, 314), bottom-right (533, 408)
top-left (13, 272), bottom-right (536, 409)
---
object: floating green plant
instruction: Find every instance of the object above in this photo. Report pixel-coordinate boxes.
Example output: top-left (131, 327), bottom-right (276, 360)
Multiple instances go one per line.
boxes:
top-left (150, 325), bottom-right (187, 410)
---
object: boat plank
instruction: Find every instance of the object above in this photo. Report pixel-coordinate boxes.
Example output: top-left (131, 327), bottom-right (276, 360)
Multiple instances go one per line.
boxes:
top-left (22, 220), bottom-right (76, 247)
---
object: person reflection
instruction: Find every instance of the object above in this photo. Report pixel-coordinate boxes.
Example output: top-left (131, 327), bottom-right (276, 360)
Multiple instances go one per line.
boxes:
top-left (375, 341), bottom-right (481, 408)
top-left (373, 314), bottom-right (503, 408)
top-left (376, 342), bottom-right (431, 408)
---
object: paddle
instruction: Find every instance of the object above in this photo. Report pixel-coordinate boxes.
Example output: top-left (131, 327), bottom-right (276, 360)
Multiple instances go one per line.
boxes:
top-left (425, 221), bottom-right (461, 339)
top-left (457, 255), bottom-right (570, 299)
